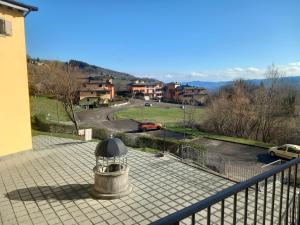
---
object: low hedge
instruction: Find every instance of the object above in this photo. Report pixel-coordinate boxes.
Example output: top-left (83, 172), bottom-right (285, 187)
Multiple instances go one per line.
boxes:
top-left (114, 132), bottom-right (138, 147)
top-left (92, 128), bottom-right (111, 140)
top-left (112, 133), bottom-right (206, 156)
top-left (136, 135), bottom-right (206, 155)
top-left (31, 114), bottom-right (75, 134)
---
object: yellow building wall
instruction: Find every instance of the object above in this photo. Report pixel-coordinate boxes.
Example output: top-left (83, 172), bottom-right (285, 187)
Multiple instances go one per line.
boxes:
top-left (0, 7), bottom-right (32, 156)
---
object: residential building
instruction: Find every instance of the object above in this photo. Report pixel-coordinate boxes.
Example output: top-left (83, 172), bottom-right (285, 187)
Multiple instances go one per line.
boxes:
top-left (163, 82), bottom-right (207, 105)
top-left (175, 85), bottom-right (207, 105)
top-left (79, 77), bottom-right (115, 108)
top-left (128, 80), bottom-right (163, 100)
top-left (0, 0), bottom-right (37, 157)
top-left (162, 82), bottom-right (180, 101)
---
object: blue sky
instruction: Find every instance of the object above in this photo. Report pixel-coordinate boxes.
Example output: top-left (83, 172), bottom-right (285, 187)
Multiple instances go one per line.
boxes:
top-left (25, 0), bottom-right (300, 82)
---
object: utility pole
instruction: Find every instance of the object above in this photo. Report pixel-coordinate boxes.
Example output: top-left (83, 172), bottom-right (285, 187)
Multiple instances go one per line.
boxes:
top-left (183, 102), bottom-right (186, 140)
top-left (163, 124), bottom-right (166, 153)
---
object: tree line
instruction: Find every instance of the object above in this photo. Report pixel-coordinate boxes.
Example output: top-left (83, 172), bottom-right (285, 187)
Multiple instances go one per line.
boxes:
top-left (202, 65), bottom-right (300, 144)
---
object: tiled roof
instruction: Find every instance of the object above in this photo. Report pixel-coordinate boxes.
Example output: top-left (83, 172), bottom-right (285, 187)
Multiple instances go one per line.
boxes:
top-left (0, 0), bottom-right (38, 12)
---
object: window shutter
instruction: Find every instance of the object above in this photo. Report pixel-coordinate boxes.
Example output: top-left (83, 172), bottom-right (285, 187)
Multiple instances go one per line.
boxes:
top-left (0, 18), bottom-right (5, 35)
top-left (5, 20), bottom-right (12, 36)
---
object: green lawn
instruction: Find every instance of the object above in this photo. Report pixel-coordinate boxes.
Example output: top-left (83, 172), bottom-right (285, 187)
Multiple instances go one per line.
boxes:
top-left (30, 96), bottom-right (82, 122)
top-left (113, 106), bottom-right (207, 125)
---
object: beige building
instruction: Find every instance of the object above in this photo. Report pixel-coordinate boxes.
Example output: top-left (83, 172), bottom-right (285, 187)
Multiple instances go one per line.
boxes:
top-left (0, 0), bottom-right (37, 157)
top-left (79, 77), bottom-right (115, 108)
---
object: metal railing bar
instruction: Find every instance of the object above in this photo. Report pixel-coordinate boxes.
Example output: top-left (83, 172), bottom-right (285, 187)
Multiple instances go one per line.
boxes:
top-left (263, 178), bottom-right (268, 225)
top-left (244, 188), bottom-right (248, 225)
top-left (292, 164), bottom-right (298, 223)
top-left (285, 167), bottom-right (291, 225)
top-left (279, 170), bottom-right (284, 223)
top-left (191, 213), bottom-right (195, 225)
top-left (233, 194), bottom-right (237, 224)
top-left (296, 193), bottom-right (300, 224)
top-left (221, 200), bottom-right (224, 225)
top-left (207, 206), bottom-right (211, 225)
top-left (150, 158), bottom-right (300, 225)
top-left (254, 182), bottom-right (258, 225)
top-left (271, 174), bottom-right (276, 225)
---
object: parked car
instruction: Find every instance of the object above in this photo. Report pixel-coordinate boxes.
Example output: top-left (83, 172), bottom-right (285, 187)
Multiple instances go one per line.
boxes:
top-left (180, 105), bottom-right (185, 109)
top-left (268, 144), bottom-right (300, 160)
top-left (145, 102), bottom-right (153, 107)
top-left (138, 122), bottom-right (162, 132)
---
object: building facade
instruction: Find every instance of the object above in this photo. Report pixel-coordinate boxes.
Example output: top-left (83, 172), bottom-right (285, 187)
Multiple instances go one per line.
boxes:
top-left (175, 85), bottom-right (207, 105)
top-left (0, 0), bottom-right (37, 157)
top-left (79, 77), bottom-right (115, 108)
top-left (163, 83), bottom-right (207, 105)
top-left (128, 80), bottom-right (163, 100)
top-left (162, 82), bottom-right (180, 101)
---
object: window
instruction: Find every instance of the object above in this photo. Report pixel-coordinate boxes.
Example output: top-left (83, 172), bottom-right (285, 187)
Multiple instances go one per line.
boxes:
top-left (278, 146), bottom-right (286, 151)
top-left (0, 18), bottom-right (12, 36)
top-left (287, 147), bottom-right (297, 154)
top-left (91, 92), bottom-right (94, 94)
top-left (0, 19), bottom-right (5, 35)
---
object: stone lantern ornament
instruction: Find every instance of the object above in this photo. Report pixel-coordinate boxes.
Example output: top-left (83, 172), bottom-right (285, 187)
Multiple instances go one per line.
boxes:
top-left (90, 137), bottom-right (132, 199)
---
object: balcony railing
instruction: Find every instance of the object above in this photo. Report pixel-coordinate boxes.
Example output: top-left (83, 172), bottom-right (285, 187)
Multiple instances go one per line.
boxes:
top-left (150, 157), bottom-right (300, 225)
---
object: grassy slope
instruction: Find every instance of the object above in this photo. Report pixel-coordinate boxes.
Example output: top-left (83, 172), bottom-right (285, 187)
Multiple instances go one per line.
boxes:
top-left (114, 106), bottom-right (206, 125)
top-left (30, 96), bottom-right (82, 123)
top-left (30, 96), bottom-right (69, 122)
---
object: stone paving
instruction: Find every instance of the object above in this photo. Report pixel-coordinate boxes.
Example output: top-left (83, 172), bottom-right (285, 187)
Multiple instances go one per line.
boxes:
top-left (0, 136), bottom-right (295, 224)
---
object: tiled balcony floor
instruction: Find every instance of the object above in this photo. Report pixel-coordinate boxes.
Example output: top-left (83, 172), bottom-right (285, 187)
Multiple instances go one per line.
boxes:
top-left (0, 136), bottom-right (292, 224)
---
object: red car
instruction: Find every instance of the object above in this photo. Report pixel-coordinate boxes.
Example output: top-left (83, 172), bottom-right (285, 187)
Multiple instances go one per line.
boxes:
top-left (138, 122), bottom-right (162, 132)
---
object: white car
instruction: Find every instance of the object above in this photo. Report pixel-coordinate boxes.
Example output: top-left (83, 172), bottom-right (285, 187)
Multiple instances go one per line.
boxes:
top-left (268, 144), bottom-right (300, 160)
top-left (145, 102), bottom-right (153, 107)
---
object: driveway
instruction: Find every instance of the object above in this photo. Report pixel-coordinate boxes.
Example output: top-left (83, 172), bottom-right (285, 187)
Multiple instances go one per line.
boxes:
top-left (76, 99), bottom-right (187, 133)
top-left (191, 137), bottom-right (276, 166)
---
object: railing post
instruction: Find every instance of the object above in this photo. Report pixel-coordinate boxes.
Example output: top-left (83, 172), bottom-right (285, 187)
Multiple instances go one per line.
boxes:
top-left (297, 192), bottom-right (300, 225)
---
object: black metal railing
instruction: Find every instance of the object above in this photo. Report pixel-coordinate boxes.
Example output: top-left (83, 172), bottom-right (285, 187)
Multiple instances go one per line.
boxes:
top-left (150, 157), bottom-right (300, 225)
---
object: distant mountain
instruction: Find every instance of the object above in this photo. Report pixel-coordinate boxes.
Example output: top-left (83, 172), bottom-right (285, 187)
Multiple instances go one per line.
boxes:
top-left (183, 76), bottom-right (300, 90)
top-left (69, 59), bottom-right (135, 80)
top-left (183, 81), bottom-right (231, 90)
top-left (27, 58), bottom-right (159, 92)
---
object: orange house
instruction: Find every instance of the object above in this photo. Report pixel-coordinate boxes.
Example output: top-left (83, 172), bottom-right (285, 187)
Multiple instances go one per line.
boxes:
top-left (79, 77), bottom-right (115, 107)
top-left (128, 80), bottom-right (163, 99)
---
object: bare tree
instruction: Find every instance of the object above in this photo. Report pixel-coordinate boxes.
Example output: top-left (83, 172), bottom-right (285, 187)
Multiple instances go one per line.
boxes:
top-left (203, 64), bottom-right (300, 144)
top-left (52, 62), bottom-right (80, 133)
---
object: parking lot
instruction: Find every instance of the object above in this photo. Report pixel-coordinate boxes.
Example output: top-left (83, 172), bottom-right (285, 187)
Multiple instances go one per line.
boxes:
top-left (192, 137), bottom-right (277, 166)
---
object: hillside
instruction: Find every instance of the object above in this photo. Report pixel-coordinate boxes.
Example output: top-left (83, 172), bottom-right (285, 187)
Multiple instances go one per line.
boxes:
top-left (27, 57), bottom-right (159, 92)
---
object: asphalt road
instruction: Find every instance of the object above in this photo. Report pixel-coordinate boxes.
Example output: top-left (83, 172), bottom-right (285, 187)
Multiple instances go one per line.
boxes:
top-left (76, 99), bottom-right (276, 166)
top-left (191, 137), bottom-right (277, 166)
top-left (76, 99), bottom-right (187, 133)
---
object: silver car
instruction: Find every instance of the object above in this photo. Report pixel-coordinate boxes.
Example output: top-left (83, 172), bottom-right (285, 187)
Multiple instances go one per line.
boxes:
top-left (268, 144), bottom-right (300, 160)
